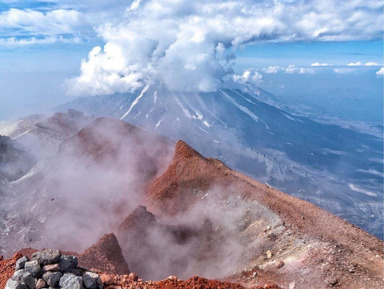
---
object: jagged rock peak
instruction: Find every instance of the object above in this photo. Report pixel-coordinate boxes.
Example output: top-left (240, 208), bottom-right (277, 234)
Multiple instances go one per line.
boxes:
top-left (79, 233), bottom-right (129, 275)
top-left (174, 140), bottom-right (203, 160)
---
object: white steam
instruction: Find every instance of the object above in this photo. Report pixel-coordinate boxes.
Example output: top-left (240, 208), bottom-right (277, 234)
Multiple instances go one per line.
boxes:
top-left (67, 0), bottom-right (383, 95)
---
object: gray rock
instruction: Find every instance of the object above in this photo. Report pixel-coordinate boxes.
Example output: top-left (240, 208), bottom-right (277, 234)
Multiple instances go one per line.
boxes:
top-left (59, 273), bottom-right (83, 289)
top-left (68, 268), bottom-right (83, 276)
top-left (5, 279), bottom-right (28, 289)
top-left (42, 271), bottom-right (62, 287)
top-left (59, 256), bottom-right (78, 272)
top-left (12, 270), bottom-right (36, 288)
top-left (24, 260), bottom-right (41, 277)
top-left (12, 270), bottom-right (26, 282)
top-left (31, 249), bottom-right (61, 266)
top-left (15, 257), bottom-right (29, 271)
top-left (82, 271), bottom-right (103, 289)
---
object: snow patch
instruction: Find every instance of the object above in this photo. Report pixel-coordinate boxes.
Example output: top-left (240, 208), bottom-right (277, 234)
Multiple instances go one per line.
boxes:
top-left (348, 184), bottom-right (377, 197)
top-left (120, 85), bottom-right (149, 120)
top-left (219, 90), bottom-right (259, 122)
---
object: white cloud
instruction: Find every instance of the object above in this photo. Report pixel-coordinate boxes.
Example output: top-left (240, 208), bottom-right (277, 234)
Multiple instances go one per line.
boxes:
top-left (68, 0), bottom-right (384, 95)
top-left (365, 62), bottom-right (379, 66)
top-left (333, 68), bottom-right (354, 74)
top-left (0, 35), bottom-right (82, 47)
top-left (0, 8), bottom-right (87, 35)
top-left (285, 65), bottom-right (298, 74)
top-left (233, 70), bottom-right (262, 84)
top-left (299, 68), bottom-right (315, 74)
top-left (311, 63), bottom-right (329, 67)
top-left (376, 67), bottom-right (384, 77)
top-left (264, 66), bottom-right (281, 74)
top-left (347, 61), bottom-right (364, 66)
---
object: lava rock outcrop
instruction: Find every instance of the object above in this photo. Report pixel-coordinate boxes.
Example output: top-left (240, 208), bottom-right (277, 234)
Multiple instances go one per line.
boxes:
top-left (79, 233), bottom-right (130, 275)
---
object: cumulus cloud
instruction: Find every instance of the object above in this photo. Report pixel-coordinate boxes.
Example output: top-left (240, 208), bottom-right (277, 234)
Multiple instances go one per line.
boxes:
top-left (376, 67), bottom-right (384, 77)
top-left (347, 61), bottom-right (364, 66)
top-left (347, 61), bottom-right (380, 67)
top-left (264, 66), bottom-right (281, 74)
top-left (67, 0), bottom-right (384, 95)
top-left (284, 65), bottom-right (298, 74)
top-left (311, 63), bottom-right (329, 67)
top-left (365, 62), bottom-right (379, 66)
top-left (233, 70), bottom-right (262, 84)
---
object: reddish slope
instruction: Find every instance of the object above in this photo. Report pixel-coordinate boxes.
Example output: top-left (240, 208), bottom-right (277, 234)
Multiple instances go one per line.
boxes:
top-left (144, 140), bottom-right (384, 289)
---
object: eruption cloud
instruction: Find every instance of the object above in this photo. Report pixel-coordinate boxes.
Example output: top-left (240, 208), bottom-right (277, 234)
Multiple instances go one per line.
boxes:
top-left (67, 0), bottom-right (383, 96)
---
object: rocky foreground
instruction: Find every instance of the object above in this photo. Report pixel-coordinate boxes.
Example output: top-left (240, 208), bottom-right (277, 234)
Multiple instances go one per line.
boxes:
top-left (1, 249), bottom-right (281, 289)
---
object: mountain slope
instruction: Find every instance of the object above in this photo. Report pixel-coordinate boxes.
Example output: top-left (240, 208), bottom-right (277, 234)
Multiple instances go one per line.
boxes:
top-left (140, 140), bottom-right (383, 288)
top-left (0, 115), bottom-right (382, 288)
top-left (58, 86), bottom-right (384, 238)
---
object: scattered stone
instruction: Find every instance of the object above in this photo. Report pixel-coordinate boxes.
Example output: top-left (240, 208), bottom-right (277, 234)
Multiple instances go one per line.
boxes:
top-left (167, 276), bottom-right (178, 281)
top-left (83, 271), bottom-right (103, 289)
top-left (266, 250), bottom-right (273, 259)
top-left (0, 255), bottom-right (3, 261)
top-left (129, 273), bottom-right (138, 282)
top-left (24, 260), bottom-right (41, 277)
top-left (31, 249), bottom-right (61, 266)
top-left (275, 260), bottom-right (285, 269)
top-left (59, 273), bottom-right (83, 289)
top-left (99, 274), bottom-right (114, 285)
top-left (15, 257), bottom-right (29, 271)
top-left (5, 279), bottom-right (28, 289)
top-left (326, 277), bottom-right (339, 287)
top-left (252, 272), bottom-right (257, 278)
top-left (43, 271), bottom-right (62, 287)
top-left (35, 279), bottom-right (46, 289)
top-left (43, 263), bottom-right (60, 272)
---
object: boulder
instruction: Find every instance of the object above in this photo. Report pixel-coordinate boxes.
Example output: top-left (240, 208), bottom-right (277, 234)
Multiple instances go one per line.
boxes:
top-left (59, 273), bottom-right (83, 289)
top-left (83, 271), bottom-right (103, 289)
top-left (15, 257), bottom-right (29, 271)
top-left (31, 249), bottom-right (61, 266)
top-left (43, 271), bottom-right (62, 287)
top-left (12, 270), bottom-right (36, 288)
top-left (5, 279), bottom-right (28, 289)
top-left (59, 256), bottom-right (78, 272)
top-left (24, 260), bottom-right (41, 277)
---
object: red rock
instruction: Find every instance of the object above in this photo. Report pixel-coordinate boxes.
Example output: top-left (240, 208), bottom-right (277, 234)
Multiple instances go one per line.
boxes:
top-left (36, 279), bottom-right (47, 289)
top-left (43, 263), bottom-right (60, 271)
top-left (79, 233), bottom-right (129, 275)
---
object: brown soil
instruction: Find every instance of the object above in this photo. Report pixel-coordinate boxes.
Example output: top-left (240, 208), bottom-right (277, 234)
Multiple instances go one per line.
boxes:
top-left (100, 274), bottom-right (280, 289)
top-left (0, 252), bottom-right (22, 289)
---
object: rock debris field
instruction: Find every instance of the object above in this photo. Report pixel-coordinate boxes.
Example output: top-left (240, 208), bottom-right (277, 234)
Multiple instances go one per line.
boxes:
top-left (5, 249), bottom-right (103, 289)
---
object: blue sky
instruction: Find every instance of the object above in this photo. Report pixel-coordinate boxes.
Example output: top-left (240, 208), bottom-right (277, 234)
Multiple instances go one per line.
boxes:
top-left (0, 0), bottom-right (383, 121)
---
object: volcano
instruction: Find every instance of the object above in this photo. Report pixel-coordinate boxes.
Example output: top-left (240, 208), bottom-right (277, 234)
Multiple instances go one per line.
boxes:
top-left (58, 85), bottom-right (384, 238)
